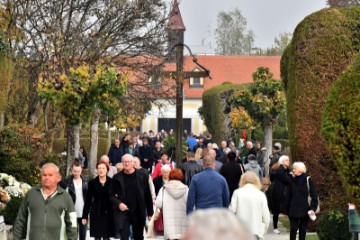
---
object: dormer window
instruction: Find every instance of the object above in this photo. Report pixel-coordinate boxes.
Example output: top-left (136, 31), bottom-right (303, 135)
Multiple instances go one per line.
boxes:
top-left (189, 69), bottom-right (204, 89)
top-left (149, 76), bottom-right (161, 89)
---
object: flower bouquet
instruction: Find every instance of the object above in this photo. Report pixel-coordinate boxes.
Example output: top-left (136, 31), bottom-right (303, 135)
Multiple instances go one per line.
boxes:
top-left (0, 173), bottom-right (31, 224)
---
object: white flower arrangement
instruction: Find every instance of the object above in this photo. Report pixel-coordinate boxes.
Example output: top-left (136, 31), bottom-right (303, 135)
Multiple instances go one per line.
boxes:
top-left (0, 173), bottom-right (31, 203)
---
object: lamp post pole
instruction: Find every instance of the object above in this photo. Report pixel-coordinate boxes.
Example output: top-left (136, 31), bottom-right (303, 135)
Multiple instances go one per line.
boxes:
top-left (175, 43), bottom-right (184, 167)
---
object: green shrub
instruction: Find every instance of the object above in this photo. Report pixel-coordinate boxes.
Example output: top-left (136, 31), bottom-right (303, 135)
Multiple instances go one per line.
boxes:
top-left (201, 82), bottom-right (248, 144)
top-left (281, 7), bottom-right (360, 212)
top-left (322, 53), bottom-right (360, 208)
top-left (0, 126), bottom-right (60, 185)
top-left (317, 210), bottom-right (351, 240)
top-left (162, 135), bottom-right (187, 165)
top-left (3, 197), bottom-right (23, 225)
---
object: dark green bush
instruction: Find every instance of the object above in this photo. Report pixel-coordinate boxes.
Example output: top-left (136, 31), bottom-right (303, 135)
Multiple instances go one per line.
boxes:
top-left (281, 7), bottom-right (360, 212)
top-left (201, 82), bottom-right (248, 144)
top-left (317, 210), bottom-right (351, 240)
top-left (3, 197), bottom-right (23, 225)
top-left (322, 53), bottom-right (360, 208)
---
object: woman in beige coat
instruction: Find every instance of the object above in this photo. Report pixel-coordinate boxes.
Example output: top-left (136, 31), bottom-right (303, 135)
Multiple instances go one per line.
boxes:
top-left (229, 171), bottom-right (270, 240)
top-left (155, 168), bottom-right (189, 240)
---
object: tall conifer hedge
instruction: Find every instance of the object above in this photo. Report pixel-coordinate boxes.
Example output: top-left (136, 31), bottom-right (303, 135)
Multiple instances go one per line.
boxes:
top-left (281, 7), bottom-right (360, 210)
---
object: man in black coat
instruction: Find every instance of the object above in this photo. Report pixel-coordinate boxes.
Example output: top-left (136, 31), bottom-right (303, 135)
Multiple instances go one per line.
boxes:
top-left (109, 154), bottom-right (154, 240)
top-left (180, 151), bottom-right (203, 186)
top-left (108, 139), bottom-right (123, 166)
top-left (220, 151), bottom-right (244, 199)
top-left (152, 141), bottom-right (164, 164)
top-left (245, 141), bottom-right (257, 163)
top-left (139, 138), bottom-right (154, 173)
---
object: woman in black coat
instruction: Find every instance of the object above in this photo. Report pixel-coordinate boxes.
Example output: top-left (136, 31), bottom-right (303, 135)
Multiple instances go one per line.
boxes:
top-left (82, 160), bottom-right (115, 240)
top-left (287, 161), bottom-right (318, 240)
top-left (270, 155), bottom-right (291, 234)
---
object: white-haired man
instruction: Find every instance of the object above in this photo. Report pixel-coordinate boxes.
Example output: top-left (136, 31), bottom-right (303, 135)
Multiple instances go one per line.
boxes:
top-left (109, 154), bottom-right (153, 239)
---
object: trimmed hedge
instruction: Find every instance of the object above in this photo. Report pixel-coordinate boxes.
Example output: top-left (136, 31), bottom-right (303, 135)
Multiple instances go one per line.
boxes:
top-left (322, 53), bottom-right (360, 208)
top-left (281, 7), bottom-right (360, 211)
top-left (201, 82), bottom-right (248, 144)
top-left (53, 138), bottom-right (109, 161)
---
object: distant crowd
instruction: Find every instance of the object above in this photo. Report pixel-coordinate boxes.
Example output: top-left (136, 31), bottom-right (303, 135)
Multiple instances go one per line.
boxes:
top-left (12, 129), bottom-right (319, 240)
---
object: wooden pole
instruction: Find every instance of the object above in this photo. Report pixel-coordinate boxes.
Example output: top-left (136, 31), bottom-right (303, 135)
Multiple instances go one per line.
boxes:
top-left (175, 43), bottom-right (184, 167)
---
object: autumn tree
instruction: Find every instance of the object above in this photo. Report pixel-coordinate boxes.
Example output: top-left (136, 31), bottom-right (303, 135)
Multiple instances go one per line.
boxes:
top-left (1, 0), bottom-right (172, 168)
top-left (4, 0), bottom-right (168, 123)
top-left (0, 30), bottom-right (12, 129)
top-left (230, 67), bottom-right (286, 176)
top-left (215, 7), bottom-right (254, 55)
top-left (38, 64), bottom-right (128, 174)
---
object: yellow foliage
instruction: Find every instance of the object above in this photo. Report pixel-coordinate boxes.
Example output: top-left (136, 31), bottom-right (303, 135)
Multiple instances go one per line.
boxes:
top-left (229, 107), bottom-right (254, 130)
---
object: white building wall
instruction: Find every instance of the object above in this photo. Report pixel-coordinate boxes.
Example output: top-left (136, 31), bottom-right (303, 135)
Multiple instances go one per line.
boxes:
top-left (141, 99), bottom-right (206, 135)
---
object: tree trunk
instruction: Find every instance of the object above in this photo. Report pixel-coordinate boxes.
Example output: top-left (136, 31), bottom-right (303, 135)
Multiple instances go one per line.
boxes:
top-left (66, 122), bottom-right (81, 175)
top-left (89, 107), bottom-right (101, 176)
top-left (0, 112), bottom-right (4, 130)
top-left (28, 99), bottom-right (43, 126)
top-left (107, 119), bottom-right (112, 150)
top-left (263, 123), bottom-right (273, 177)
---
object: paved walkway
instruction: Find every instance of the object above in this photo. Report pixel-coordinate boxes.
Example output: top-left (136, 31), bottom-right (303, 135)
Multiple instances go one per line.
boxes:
top-left (85, 214), bottom-right (292, 240)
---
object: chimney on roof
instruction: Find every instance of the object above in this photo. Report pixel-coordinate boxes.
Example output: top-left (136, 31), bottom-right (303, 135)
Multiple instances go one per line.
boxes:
top-left (167, 0), bottom-right (186, 62)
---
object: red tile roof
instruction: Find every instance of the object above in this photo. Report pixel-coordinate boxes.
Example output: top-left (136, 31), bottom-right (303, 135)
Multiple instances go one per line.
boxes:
top-left (173, 55), bottom-right (281, 99)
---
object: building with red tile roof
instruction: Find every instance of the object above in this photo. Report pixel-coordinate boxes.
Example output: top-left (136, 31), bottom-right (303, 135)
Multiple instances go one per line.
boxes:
top-left (142, 55), bottom-right (281, 135)
top-left (140, 0), bottom-right (281, 136)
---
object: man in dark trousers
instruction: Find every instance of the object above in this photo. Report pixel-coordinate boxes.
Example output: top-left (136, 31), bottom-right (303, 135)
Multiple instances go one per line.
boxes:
top-left (109, 154), bottom-right (153, 240)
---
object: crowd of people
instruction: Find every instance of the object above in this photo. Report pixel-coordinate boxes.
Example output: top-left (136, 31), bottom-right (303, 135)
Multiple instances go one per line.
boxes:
top-left (12, 130), bottom-right (319, 240)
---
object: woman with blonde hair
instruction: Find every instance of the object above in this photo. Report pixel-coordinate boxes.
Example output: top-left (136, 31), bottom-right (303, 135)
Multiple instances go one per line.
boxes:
top-left (194, 148), bottom-right (203, 160)
top-left (229, 171), bottom-right (270, 240)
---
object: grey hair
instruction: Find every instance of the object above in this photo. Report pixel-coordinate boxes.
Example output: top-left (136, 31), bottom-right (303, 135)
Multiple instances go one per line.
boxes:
top-left (185, 209), bottom-right (253, 240)
top-left (202, 155), bottom-right (215, 168)
top-left (42, 163), bottom-right (60, 174)
top-left (293, 161), bottom-right (307, 173)
top-left (278, 155), bottom-right (289, 165)
top-left (100, 155), bottom-right (110, 163)
top-left (121, 154), bottom-right (134, 162)
top-left (161, 164), bottom-right (171, 172)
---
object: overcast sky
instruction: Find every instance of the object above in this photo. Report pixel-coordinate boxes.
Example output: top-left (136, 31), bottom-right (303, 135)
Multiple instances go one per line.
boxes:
top-left (169, 0), bottom-right (327, 53)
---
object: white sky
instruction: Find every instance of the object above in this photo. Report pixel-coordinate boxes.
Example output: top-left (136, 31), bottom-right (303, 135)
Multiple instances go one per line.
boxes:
top-left (170, 0), bottom-right (327, 53)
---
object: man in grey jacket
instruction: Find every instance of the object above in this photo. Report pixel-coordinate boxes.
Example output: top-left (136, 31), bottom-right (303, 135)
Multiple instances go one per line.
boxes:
top-left (13, 163), bottom-right (77, 240)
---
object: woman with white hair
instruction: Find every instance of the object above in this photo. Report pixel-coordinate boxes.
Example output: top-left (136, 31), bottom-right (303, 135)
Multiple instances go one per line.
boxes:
top-left (153, 165), bottom-right (171, 196)
top-left (287, 162), bottom-right (318, 240)
top-left (229, 171), bottom-right (270, 240)
top-left (270, 155), bottom-right (292, 234)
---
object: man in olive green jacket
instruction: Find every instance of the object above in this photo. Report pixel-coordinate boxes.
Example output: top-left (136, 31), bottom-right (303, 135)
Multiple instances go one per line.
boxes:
top-left (13, 163), bottom-right (77, 240)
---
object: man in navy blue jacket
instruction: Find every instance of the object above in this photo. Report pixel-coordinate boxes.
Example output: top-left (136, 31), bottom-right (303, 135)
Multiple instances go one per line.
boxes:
top-left (186, 155), bottom-right (230, 215)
